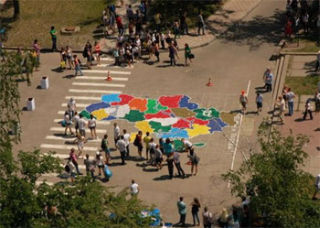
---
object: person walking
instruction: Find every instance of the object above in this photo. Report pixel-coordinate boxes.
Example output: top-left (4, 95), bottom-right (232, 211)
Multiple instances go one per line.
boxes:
top-left (73, 55), bottom-right (83, 76)
top-left (66, 46), bottom-right (74, 69)
top-left (203, 206), bottom-right (214, 228)
top-left (63, 111), bottom-right (74, 136)
top-left (113, 123), bottom-right (120, 147)
top-left (303, 99), bottom-right (313, 120)
top-left (133, 131), bottom-right (143, 159)
top-left (88, 114), bottom-right (97, 139)
top-left (50, 26), bottom-right (57, 52)
top-left (123, 129), bottom-right (130, 157)
top-left (239, 90), bottom-right (248, 114)
top-left (197, 11), bottom-right (205, 35)
top-left (69, 148), bottom-right (82, 175)
top-left (256, 93), bottom-right (263, 114)
top-left (101, 134), bottom-right (110, 164)
top-left (177, 197), bottom-right (187, 226)
top-left (94, 41), bottom-right (101, 65)
top-left (191, 198), bottom-right (201, 226)
top-left (163, 138), bottom-right (175, 179)
top-left (173, 151), bottom-right (185, 178)
top-left (188, 148), bottom-right (200, 175)
top-left (95, 151), bottom-right (104, 176)
top-left (184, 43), bottom-right (192, 66)
top-left (286, 88), bottom-right (295, 116)
top-left (72, 112), bottom-right (79, 135)
top-left (65, 158), bottom-right (76, 182)
top-left (116, 135), bottom-right (127, 165)
top-left (74, 133), bottom-right (85, 158)
top-left (130, 179), bottom-right (140, 196)
top-left (143, 132), bottom-right (152, 160)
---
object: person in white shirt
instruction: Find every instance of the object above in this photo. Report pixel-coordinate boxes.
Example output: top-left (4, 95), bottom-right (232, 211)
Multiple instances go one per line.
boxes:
top-left (154, 145), bottom-right (163, 169)
top-left (67, 98), bottom-right (76, 114)
top-left (88, 114), bottom-right (97, 139)
top-left (123, 129), bottom-right (130, 157)
top-left (72, 111), bottom-right (80, 135)
top-left (148, 138), bottom-right (157, 164)
top-left (64, 111), bottom-right (74, 136)
top-left (276, 96), bottom-right (286, 123)
top-left (78, 114), bottom-right (87, 137)
top-left (181, 138), bottom-right (193, 153)
top-left (116, 135), bottom-right (126, 165)
top-left (313, 174), bottom-right (320, 199)
top-left (113, 123), bottom-right (120, 146)
top-left (130, 179), bottom-right (139, 196)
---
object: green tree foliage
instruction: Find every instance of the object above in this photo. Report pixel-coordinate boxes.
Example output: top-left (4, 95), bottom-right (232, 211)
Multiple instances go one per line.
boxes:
top-left (0, 51), bottom-right (153, 227)
top-left (149, 0), bottom-right (222, 28)
top-left (222, 123), bottom-right (320, 227)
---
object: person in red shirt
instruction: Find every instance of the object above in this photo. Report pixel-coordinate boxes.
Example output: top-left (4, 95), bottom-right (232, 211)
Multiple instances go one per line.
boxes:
top-left (94, 41), bottom-right (101, 65)
top-left (116, 15), bottom-right (124, 35)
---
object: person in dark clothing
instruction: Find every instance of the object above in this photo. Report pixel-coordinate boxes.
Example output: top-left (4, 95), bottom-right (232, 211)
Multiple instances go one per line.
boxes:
top-left (191, 198), bottom-right (201, 226)
top-left (168, 42), bottom-right (177, 66)
top-left (303, 99), bottom-right (313, 120)
top-left (173, 152), bottom-right (185, 178)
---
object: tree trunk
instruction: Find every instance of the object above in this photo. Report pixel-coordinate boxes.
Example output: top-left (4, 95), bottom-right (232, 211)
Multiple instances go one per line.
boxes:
top-left (13, 0), bottom-right (20, 19)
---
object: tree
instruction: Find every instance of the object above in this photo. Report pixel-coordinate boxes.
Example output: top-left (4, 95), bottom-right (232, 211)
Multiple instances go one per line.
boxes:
top-left (0, 51), bottom-right (154, 227)
top-left (222, 122), bottom-right (320, 228)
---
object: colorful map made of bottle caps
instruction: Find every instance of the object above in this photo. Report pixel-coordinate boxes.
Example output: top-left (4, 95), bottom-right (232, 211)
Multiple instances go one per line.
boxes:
top-left (80, 94), bottom-right (229, 139)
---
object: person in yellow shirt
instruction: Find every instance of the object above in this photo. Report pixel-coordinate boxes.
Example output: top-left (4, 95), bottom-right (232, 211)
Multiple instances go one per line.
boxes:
top-left (143, 132), bottom-right (152, 160)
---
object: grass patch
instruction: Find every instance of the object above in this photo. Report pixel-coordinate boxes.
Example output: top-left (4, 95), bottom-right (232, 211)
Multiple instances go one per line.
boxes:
top-left (285, 75), bottom-right (319, 95)
top-left (2, 0), bottom-right (109, 49)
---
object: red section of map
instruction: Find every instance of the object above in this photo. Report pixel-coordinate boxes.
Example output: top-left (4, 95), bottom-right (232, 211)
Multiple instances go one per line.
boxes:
top-left (158, 95), bottom-right (183, 108)
top-left (172, 119), bottom-right (191, 128)
top-left (111, 94), bottom-right (134, 105)
top-left (187, 117), bottom-right (209, 125)
top-left (145, 111), bottom-right (171, 119)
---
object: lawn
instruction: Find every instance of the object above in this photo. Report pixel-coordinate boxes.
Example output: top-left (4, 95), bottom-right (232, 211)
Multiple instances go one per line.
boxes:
top-left (1, 0), bottom-right (109, 50)
top-left (285, 75), bottom-right (319, 95)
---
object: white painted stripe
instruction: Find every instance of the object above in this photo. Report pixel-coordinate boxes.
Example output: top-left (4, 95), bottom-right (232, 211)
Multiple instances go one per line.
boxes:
top-left (53, 118), bottom-right (110, 126)
top-left (72, 82), bottom-right (125, 88)
top-left (41, 144), bottom-right (98, 151)
top-left (45, 135), bottom-right (101, 142)
top-left (69, 89), bottom-right (122, 94)
top-left (100, 57), bottom-right (114, 61)
top-left (76, 76), bottom-right (128, 81)
top-left (36, 181), bottom-right (54, 186)
top-left (61, 103), bottom-right (89, 108)
top-left (82, 70), bottom-right (131, 75)
top-left (229, 80), bottom-right (251, 188)
top-left (50, 127), bottom-right (107, 134)
top-left (97, 64), bottom-right (133, 69)
top-left (65, 96), bottom-right (101, 101)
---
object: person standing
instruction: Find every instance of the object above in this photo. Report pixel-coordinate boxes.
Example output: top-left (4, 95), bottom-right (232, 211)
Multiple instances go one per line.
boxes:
top-left (163, 138), bottom-right (174, 179)
top-left (239, 90), bottom-right (248, 114)
top-left (263, 68), bottom-right (273, 92)
top-left (95, 151), bottom-right (104, 176)
top-left (134, 131), bottom-right (143, 159)
top-left (313, 173), bottom-right (320, 200)
top-left (78, 114), bottom-right (87, 137)
top-left (173, 151), bottom-right (185, 178)
top-left (143, 132), bottom-right (151, 160)
top-left (84, 154), bottom-right (96, 180)
top-left (116, 15), bottom-right (124, 35)
top-left (191, 198), bottom-right (201, 226)
top-left (63, 111), bottom-right (74, 136)
top-left (168, 42), bottom-right (178, 66)
top-left (101, 134), bottom-right (110, 164)
top-left (94, 41), bottom-right (101, 65)
top-left (177, 197), bottom-right (187, 226)
top-left (88, 114), bottom-right (97, 139)
top-left (130, 179), bottom-right (140, 196)
top-left (32, 39), bottom-right (40, 70)
top-left (72, 111), bottom-right (80, 135)
top-left (188, 149), bottom-right (200, 175)
top-left (256, 93), bottom-right (263, 114)
top-left (116, 135), bottom-right (127, 165)
top-left (154, 145), bottom-right (163, 170)
top-left (113, 123), bottom-right (120, 147)
top-left (276, 96), bottom-right (286, 123)
top-left (198, 11), bottom-right (205, 35)
top-left (286, 88), bottom-right (295, 116)
top-left (123, 129), bottom-right (130, 157)
top-left (303, 99), bottom-right (313, 120)
top-left (50, 26), bottom-right (57, 52)
top-left (180, 11), bottom-right (188, 35)
top-left (203, 207), bottom-right (213, 228)
top-left (315, 50), bottom-right (320, 72)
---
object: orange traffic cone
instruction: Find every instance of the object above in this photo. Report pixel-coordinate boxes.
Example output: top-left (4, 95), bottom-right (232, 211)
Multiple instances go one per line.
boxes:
top-left (206, 78), bottom-right (213, 87)
top-left (106, 71), bottom-right (112, 81)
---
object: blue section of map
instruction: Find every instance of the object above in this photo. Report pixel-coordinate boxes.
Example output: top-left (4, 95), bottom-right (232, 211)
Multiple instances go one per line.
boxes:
top-left (101, 94), bottom-right (121, 103)
top-left (86, 102), bottom-right (110, 113)
top-left (179, 95), bottom-right (199, 110)
top-left (159, 128), bottom-right (189, 139)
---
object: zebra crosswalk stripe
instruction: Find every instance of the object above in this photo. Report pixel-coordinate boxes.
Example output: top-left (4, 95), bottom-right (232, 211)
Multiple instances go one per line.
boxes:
top-left (69, 89), bottom-right (122, 94)
top-left (40, 144), bottom-right (98, 151)
top-left (72, 82), bottom-right (125, 88)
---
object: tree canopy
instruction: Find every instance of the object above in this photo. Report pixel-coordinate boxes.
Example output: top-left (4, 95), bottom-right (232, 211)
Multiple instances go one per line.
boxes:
top-left (222, 123), bottom-right (320, 228)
